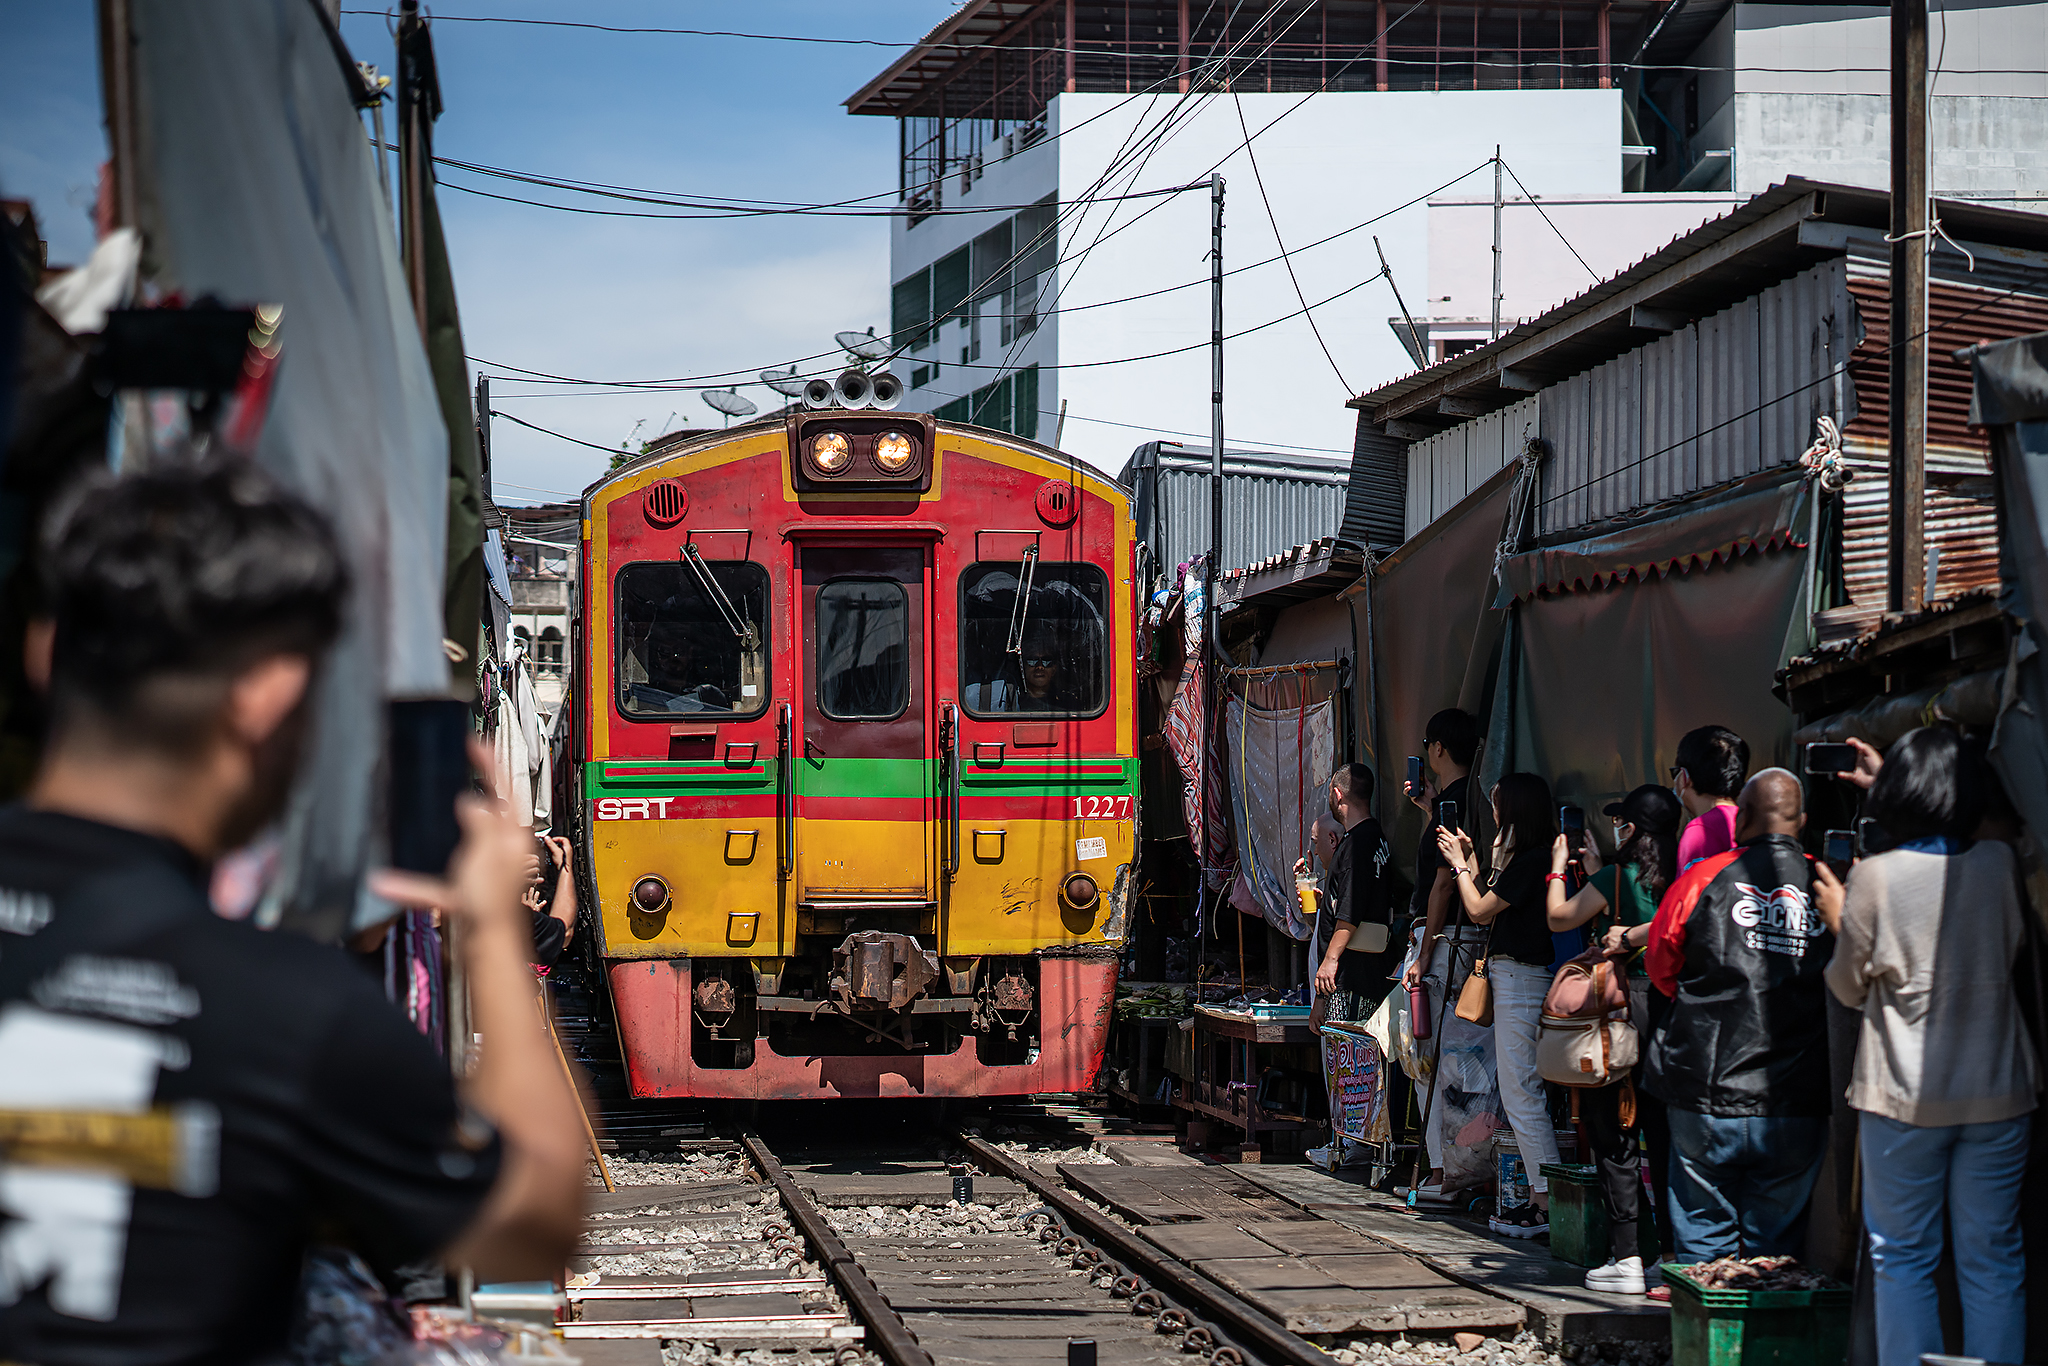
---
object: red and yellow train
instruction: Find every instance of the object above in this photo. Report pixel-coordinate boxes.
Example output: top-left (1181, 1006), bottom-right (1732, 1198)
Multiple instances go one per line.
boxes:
top-left (571, 404), bottom-right (1136, 1100)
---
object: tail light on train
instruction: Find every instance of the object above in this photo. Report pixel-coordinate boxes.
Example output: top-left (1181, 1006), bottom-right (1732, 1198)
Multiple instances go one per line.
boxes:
top-left (631, 875), bottom-right (671, 914)
top-left (1061, 872), bottom-right (1099, 912)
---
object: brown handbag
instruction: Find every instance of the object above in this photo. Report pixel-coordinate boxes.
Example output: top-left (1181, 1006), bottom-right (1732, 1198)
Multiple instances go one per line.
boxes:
top-left (1454, 939), bottom-right (1494, 1026)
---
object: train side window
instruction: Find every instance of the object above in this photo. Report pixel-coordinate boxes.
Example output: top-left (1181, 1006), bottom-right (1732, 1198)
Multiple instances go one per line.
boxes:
top-left (959, 562), bottom-right (1108, 718)
top-left (816, 578), bottom-right (910, 720)
top-left (615, 561), bottom-right (770, 719)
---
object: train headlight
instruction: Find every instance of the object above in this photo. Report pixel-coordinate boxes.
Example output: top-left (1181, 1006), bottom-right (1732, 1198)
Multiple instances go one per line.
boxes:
top-left (811, 431), bottom-right (852, 473)
top-left (632, 875), bottom-right (671, 914)
top-left (873, 430), bottom-right (915, 472)
top-left (1061, 872), bottom-right (1099, 911)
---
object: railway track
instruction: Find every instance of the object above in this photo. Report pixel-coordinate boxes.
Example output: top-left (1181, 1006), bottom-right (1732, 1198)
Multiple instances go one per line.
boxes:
top-left (556, 1126), bottom-right (1342, 1366)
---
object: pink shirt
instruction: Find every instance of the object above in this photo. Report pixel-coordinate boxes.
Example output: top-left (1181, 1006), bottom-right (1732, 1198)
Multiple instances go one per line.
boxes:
top-left (1676, 803), bottom-right (1739, 872)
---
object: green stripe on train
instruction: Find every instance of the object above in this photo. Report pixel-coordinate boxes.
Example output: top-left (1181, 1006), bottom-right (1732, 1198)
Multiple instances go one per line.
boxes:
top-left (585, 755), bottom-right (1138, 799)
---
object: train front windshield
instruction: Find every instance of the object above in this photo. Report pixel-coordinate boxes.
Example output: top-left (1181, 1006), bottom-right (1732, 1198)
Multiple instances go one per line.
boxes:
top-left (959, 562), bottom-right (1108, 717)
top-left (616, 561), bottom-right (770, 717)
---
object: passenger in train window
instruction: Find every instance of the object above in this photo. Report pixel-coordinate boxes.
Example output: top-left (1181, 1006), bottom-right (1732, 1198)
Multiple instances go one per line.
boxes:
top-left (960, 563), bottom-right (1108, 716)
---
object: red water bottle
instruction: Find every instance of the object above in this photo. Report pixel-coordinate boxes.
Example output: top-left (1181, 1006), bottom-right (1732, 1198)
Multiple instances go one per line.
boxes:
top-left (1409, 983), bottom-right (1431, 1040)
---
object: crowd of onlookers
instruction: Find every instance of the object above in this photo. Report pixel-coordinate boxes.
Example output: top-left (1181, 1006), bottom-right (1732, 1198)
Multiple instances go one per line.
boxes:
top-left (1302, 705), bottom-right (2040, 1366)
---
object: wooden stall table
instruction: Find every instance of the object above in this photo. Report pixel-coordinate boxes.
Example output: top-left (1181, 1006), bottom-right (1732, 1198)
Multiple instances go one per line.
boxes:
top-left (1170, 1004), bottom-right (1321, 1153)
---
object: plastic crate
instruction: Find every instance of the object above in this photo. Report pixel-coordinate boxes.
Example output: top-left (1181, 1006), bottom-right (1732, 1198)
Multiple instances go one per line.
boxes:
top-left (1665, 1264), bottom-right (1851, 1366)
top-left (1538, 1163), bottom-right (1607, 1266)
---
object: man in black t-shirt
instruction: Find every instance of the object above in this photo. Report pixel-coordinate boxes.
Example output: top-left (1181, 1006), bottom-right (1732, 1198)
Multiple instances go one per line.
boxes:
top-left (1396, 708), bottom-right (1479, 1194)
top-left (1307, 764), bottom-right (1397, 1170)
top-left (0, 465), bottom-right (585, 1364)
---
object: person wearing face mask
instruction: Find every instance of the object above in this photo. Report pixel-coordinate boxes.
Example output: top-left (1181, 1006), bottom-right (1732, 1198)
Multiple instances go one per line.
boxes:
top-left (1545, 784), bottom-right (1682, 1294)
top-left (1670, 726), bottom-right (1749, 872)
top-left (1436, 772), bottom-right (1563, 1238)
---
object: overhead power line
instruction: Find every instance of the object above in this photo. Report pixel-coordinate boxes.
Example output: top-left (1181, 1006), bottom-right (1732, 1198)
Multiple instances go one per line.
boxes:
top-left (338, 9), bottom-right (2040, 74)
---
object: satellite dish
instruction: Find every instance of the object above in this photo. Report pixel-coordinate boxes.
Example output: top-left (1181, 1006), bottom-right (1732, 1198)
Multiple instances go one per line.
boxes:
top-left (760, 367), bottom-right (808, 398)
top-left (703, 388), bottom-right (758, 419)
top-left (835, 327), bottom-right (891, 361)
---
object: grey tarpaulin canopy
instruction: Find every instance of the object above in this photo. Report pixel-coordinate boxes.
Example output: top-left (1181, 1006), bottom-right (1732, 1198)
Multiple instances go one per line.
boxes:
top-left (128, 0), bottom-right (453, 937)
top-left (1967, 329), bottom-right (2048, 842)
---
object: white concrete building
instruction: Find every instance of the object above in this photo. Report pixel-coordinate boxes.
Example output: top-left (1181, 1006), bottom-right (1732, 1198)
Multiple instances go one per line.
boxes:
top-left (848, 0), bottom-right (2048, 479)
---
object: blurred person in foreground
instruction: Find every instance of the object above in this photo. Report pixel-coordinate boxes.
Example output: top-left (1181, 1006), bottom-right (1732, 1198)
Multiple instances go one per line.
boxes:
top-left (1812, 727), bottom-right (2036, 1366)
top-left (1643, 768), bottom-right (1833, 1263)
top-left (0, 464), bottom-right (586, 1363)
top-left (1545, 784), bottom-right (1682, 1294)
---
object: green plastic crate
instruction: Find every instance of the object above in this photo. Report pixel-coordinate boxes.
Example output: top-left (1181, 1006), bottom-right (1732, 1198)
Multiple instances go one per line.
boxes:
top-left (1665, 1265), bottom-right (1851, 1366)
top-left (1538, 1163), bottom-right (1607, 1266)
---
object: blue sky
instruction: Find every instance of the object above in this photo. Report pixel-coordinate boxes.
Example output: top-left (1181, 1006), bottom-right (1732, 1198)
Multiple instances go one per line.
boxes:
top-left (2, 1), bottom-right (949, 505)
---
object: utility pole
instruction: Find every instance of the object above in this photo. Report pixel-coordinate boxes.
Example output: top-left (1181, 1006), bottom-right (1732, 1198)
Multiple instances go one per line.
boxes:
top-left (474, 374), bottom-right (493, 504)
top-left (396, 0), bottom-right (441, 339)
top-left (1491, 146), bottom-right (1504, 342)
top-left (1201, 171), bottom-right (1225, 986)
top-left (1888, 0), bottom-right (1929, 613)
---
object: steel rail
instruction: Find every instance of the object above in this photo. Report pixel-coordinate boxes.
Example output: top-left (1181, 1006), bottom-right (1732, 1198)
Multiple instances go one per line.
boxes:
top-left (739, 1133), bottom-right (935, 1366)
top-left (961, 1136), bottom-right (1340, 1366)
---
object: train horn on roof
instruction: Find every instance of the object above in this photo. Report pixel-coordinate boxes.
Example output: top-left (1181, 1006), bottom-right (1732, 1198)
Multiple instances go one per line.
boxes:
top-left (868, 371), bottom-right (903, 410)
top-left (801, 377), bottom-right (837, 409)
top-left (834, 369), bottom-right (873, 408)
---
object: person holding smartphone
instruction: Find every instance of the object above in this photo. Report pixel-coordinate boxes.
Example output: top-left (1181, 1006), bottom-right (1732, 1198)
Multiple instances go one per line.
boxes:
top-left (1437, 772), bottom-right (1563, 1237)
top-left (1397, 708), bottom-right (1479, 1195)
top-left (1546, 784), bottom-right (1682, 1293)
top-left (0, 464), bottom-right (587, 1362)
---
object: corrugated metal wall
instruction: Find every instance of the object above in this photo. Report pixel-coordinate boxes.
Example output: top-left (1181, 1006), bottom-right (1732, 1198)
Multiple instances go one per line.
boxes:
top-left (1835, 263), bottom-right (2048, 608)
top-left (1343, 419), bottom-right (1407, 552)
top-left (1403, 397), bottom-right (1538, 538)
top-left (1122, 443), bottom-right (1351, 578)
top-left (1533, 260), bottom-right (1857, 537)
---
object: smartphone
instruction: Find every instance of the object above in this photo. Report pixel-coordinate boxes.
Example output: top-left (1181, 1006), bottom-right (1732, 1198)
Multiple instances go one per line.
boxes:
top-left (1406, 755), bottom-right (1424, 796)
top-left (1560, 805), bottom-right (1586, 854)
top-left (1823, 829), bottom-right (1856, 867)
top-left (386, 699), bottom-right (473, 875)
top-left (1804, 741), bottom-right (1859, 776)
top-left (1435, 798), bottom-right (1459, 832)
top-left (1856, 816), bottom-right (1886, 857)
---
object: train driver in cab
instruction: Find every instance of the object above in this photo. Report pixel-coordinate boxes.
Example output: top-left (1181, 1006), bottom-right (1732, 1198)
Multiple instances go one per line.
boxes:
top-left (633, 621), bottom-right (730, 713)
top-left (968, 630), bottom-right (1067, 712)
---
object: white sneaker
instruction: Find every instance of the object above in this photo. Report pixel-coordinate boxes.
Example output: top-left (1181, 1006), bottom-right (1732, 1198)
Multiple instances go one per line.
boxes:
top-left (1337, 1142), bottom-right (1375, 1169)
top-left (1585, 1256), bottom-right (1646, 1294)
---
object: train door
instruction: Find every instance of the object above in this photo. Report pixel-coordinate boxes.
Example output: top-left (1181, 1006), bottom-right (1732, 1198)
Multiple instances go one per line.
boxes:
top-left (793, 546), bottom-right (932, 906)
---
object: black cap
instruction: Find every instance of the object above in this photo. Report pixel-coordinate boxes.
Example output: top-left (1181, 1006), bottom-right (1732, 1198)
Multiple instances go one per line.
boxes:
top-left (1603, 784), bottom-right (1683, 835)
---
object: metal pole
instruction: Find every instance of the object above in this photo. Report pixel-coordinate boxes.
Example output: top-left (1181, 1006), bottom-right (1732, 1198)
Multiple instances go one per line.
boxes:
top-left (1887, 0), bottom-right (1928, 613)
top-left (474, 375), bottom-right (493, 505)
top-left (1491, 146), bottom-right (1504, 342)
top-left (1202, 172), bottom-right (1225, 988)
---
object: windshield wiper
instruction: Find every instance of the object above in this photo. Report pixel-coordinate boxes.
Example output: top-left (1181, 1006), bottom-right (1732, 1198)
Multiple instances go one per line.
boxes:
top-left (1004, 543), bottom-right (1040, 660)
top-left (682, 542), bottom-right (758, 651)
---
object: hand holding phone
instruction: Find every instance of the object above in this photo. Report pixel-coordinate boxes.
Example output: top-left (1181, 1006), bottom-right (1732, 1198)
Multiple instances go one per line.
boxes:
top-left (1823, 828), bottom-right (1856, 870)
top-left (1805, 742), bottom-right (1859, 777)
top-left (1560, 804), bottom-right (1586, 855)
top-left (1434, 798), bottom-right (1459, 833)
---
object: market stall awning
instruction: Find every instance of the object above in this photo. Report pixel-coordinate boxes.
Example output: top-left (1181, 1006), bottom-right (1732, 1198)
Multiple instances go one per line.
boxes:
top-left (1497, 468), bottom-right (1810, 605)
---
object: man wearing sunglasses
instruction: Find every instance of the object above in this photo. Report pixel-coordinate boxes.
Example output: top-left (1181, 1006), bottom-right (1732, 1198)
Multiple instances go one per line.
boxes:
top-left (1017, 653), bottom-right (1062, 710)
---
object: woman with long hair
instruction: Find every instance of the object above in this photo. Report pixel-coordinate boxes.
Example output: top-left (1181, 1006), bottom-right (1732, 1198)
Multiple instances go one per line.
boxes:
top-left (1437, 771), bottom-right (1561, 1238)
top-left (1813, 726), bottom-right (2037, 1366)
top-left (1545, 784), bottom-right (1683, 1293)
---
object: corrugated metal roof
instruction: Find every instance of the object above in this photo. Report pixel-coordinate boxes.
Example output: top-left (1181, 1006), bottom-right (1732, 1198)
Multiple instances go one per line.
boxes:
top-left (1119, 441), bottom-right (1352, 583)
top-left (1828, 266), bottom-right (2048, 608)
top-left (1349, 178), bottom-right (2048, 433)
top-left (1521, 260), bottom-right (1856, 536)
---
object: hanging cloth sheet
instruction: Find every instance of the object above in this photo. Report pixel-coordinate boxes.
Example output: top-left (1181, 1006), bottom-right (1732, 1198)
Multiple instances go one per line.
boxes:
top-left (1161, 562), bottom-right (1236, 888)
top-left (1222, 694), bottom-right (1332, 941)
